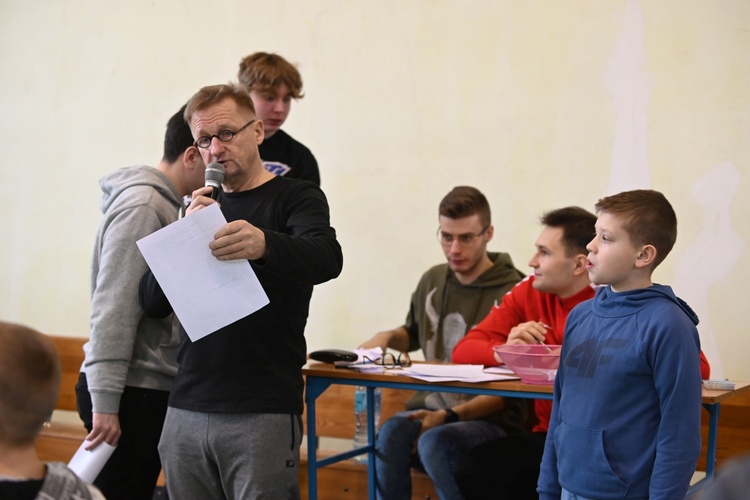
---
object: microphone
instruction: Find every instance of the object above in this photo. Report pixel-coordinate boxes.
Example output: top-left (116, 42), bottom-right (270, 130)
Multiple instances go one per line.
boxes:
top-left (204, 162), bottom-right (225, 200)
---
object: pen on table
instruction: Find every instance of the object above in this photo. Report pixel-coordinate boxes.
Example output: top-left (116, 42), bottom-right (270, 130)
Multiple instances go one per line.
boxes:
top-left (538, 320), bottom-right (552, 352)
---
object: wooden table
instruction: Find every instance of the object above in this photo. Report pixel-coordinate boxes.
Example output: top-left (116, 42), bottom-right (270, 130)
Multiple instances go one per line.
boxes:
top-left (303, 362), bottom-right (749, 500)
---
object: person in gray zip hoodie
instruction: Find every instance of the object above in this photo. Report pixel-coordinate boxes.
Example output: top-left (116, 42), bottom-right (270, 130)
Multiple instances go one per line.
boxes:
top-left (75, 104), bottom-right (205, 500)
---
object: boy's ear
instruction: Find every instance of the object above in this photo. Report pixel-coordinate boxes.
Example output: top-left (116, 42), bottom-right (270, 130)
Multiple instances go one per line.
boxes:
top-left (572, 254), bottom-right (588, 276)
top-left (634, 244), bottom-right (657, 269)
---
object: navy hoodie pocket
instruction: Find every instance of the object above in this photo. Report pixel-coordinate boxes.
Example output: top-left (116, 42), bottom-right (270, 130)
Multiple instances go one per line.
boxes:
top-left (555, 422), bottom-right (629, 497)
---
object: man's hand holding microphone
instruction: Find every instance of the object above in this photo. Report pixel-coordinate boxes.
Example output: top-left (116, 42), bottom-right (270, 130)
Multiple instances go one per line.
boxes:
top-left (187, 162), bottom-right (268, 261)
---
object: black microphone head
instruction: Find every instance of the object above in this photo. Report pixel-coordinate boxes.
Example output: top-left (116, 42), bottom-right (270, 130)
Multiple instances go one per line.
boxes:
top-left (204, 162), bottom-right (225, 189)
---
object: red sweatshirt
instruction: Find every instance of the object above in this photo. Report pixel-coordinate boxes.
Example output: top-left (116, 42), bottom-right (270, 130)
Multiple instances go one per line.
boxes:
top-left (453, 276), bottom-right (711, 432)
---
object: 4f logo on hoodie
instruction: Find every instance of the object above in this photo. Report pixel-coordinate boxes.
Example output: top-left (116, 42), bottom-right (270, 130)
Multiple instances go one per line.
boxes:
top-left (565, 338), bottom-right (628, 378)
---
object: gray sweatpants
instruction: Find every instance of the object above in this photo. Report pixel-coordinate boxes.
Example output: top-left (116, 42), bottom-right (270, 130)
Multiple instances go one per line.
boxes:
top-left (158, 407), bottom-right (302, 500)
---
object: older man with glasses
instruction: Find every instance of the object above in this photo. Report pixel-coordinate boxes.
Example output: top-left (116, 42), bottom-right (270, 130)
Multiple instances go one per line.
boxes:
top-left (139, 82), bottom-right (342, 500)
top-left (359, 186), bottom-right (526, 500)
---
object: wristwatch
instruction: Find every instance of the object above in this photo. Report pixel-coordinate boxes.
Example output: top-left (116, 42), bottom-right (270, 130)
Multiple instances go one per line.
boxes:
top-left (444, 408), bottom-right (460, 424)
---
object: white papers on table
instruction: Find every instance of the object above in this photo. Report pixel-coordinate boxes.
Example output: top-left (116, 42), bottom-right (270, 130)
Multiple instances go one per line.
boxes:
top-left (400, 364), bottom-right (520, 383)
top-left (136, 203), bottom-right (269, 342)
top-left (68, 440), bottom-right (116, 483)
top-left (331, 348), bottom-right (521, 382)
top-left (483, 366), bottom-right (516, 376)
top-left (339, 359), bottom-right (520, 382)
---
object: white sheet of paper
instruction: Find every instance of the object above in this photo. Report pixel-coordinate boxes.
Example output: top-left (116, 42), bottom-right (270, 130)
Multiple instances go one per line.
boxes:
top-left (401, 363), bottom-right (486, 378)
top-left (136, 203), bottom-right (269, 341)
top-left (479, 371), bottom-right (520, 382)
top-left (398, 363), bottom-right (520, 383)
top-left (68, 440), bottom-right (116, 483)
top-left (483, 366), bottom-right (517, 376)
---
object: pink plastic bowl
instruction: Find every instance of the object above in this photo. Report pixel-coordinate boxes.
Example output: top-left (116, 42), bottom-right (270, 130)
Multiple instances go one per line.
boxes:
top-left (492, 344), bottom-right (562, 385)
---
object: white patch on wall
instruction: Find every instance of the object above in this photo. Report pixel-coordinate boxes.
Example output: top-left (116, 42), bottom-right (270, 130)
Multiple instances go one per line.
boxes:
top-left (604, 0), bottom-right (652, 193)
top-left (672, 163), bottom-right (743, 380)
top-left (603, 1), bottom-right (741, 378)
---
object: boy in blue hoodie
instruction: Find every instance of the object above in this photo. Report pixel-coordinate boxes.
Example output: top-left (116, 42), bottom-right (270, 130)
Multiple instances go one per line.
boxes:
top-left (538, 189), bottom-right (704, 500)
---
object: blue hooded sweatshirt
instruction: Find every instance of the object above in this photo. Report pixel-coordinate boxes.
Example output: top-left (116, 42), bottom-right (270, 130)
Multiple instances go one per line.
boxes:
top-left (538, 284), bottom-right (703, 500)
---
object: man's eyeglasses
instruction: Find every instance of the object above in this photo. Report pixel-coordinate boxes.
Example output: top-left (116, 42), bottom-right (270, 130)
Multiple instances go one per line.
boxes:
top-left (194, 119), bottom-right (256, 149)
top-left (362, 352), bottom-right (412, 369)
top-left (437, 226), bottom-right (490, 247)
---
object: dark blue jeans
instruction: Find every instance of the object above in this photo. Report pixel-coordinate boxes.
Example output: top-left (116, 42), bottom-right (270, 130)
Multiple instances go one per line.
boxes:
top-left (375, 411), bottom-right (507, 500)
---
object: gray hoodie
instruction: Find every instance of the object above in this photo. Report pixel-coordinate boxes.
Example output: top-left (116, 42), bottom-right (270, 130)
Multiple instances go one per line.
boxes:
top-left (82, 165), bottom-right (182, 413)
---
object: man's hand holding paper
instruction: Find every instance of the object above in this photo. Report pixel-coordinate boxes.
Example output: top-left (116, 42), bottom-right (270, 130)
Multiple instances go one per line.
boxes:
top-left (185, 186), bottom-right (269, 262)
top-left (210, 219), bottom-right (268, 261)
top-left (136, 203), bottom-right (269, 342)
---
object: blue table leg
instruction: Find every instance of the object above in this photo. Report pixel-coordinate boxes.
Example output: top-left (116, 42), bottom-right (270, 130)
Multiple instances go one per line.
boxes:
top-left (367, 386), bottom-right (377, 499)
top-left (704, 402), bottom-right (720, 478)
top-left (305, 378), bottom-right (332, 500)
top-left (686, 402), bottom-right (721, 497)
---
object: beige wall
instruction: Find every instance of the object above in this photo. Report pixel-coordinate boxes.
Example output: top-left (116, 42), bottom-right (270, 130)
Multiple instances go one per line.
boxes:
top-left (1, 0), bottom-right (748, 379)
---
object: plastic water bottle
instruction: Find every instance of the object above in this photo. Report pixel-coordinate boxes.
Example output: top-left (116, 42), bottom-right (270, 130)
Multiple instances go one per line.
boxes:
top-left (353, 386), bottom-right (381, 463)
